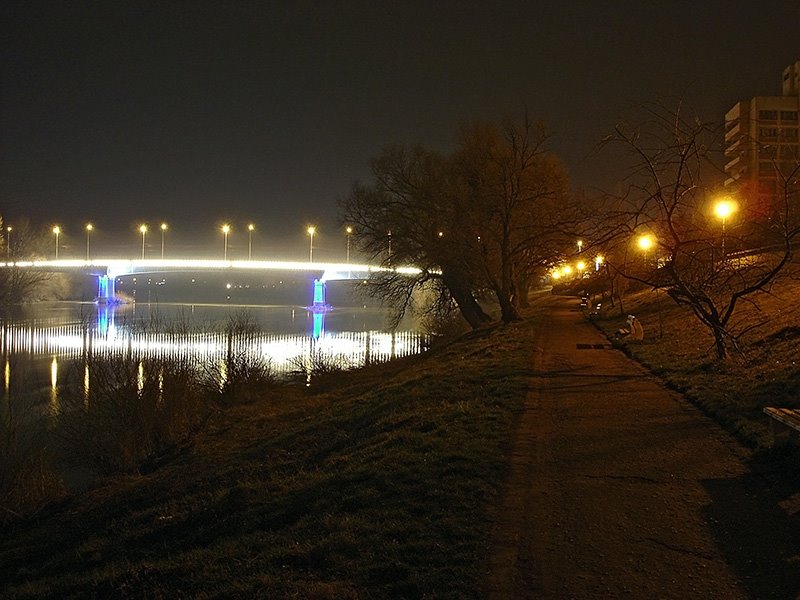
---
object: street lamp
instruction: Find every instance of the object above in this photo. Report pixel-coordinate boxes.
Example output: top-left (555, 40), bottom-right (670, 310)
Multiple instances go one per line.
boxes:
top-left (6, 226), bottom-right (11, 259)
top-left (53, 226), bottom-right (61, 260)
top-left (594, 255), bottom-right (603, 272)
top-left (345, 226), bottom-right (352, 264)
top-left (637, 234), bottom-right (663, 338)
top-left (139, 224), bottom-right (147, 259)
top-left (248, 223), bottom-right (255, 260)
top-left (160, 223), bottom-right (167, 259)
top-left (637, 234), bottom-right (654, 266)
top-left (85, 223), bottom-right (93, 261)
top-left (307, 226), bottom-right (316, 263)
top-left (713, 197), bottom-right (737, 256)
top-left (221, 224), bottom-right (231, 261)
top-left (577, 239), bottom-right (583, 253)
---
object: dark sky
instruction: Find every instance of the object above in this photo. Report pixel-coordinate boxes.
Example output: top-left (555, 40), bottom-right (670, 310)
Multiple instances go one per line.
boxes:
top-left (1, 0), bottom-right (798, 260)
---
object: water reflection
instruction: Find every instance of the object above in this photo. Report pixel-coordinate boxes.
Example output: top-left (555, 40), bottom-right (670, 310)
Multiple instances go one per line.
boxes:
top-left (1, 303), bottom-right (428, 393)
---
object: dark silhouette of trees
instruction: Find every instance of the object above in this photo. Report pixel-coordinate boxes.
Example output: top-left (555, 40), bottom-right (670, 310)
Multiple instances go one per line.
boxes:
top-left (340, 115), bottom-right (575, 328)
top-left (0, 217), bottom-right (65, 308)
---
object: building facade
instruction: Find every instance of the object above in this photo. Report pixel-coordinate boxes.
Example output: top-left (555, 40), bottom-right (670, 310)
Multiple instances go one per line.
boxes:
top-left (725, 61), bottom-right (800, 219)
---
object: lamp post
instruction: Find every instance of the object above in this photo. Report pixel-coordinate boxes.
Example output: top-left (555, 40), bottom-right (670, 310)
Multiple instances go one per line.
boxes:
top-left (713, 198), bottom-right (736, 256)
top-left (85, 223), bottom-right (93, 261)
top-left (387, 230), bottom-right (392, 264)
top-left (53, 226), bottom-right (61, 260)
top-left (637, 234), bottom-right (662, 338)
top-left (345, 226), bottom-right (352, 264)
top-left (307, 226), bottom-right (316, 263)
top-left (247, 224), bottom-right (255, 260)
top-left (594, 255), bottom-right (603, 272)
top-left (139, 224), bottom-right (147, 259)
top-left (6, 226), bottom-right (11, 259)
top-left (222, 224), bottom-right (230, 261)
top-left (160, 223), bottom-right (167, 259)
top-left (577, 239), bottom-right (583, 253)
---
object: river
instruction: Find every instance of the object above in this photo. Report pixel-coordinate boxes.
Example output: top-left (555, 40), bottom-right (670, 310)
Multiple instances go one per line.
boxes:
top-left (1, 301), bottom-right (428, 404)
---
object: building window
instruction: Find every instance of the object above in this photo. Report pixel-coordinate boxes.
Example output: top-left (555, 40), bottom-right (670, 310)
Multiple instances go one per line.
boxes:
top-left (780, 111), bottom-right (798, 121)
top-left (759, 127), bottom-right (779, 138)
top-left (759, 110), bottom-right (779, 121)
top-left (782, 128), bottom-right (798, 140)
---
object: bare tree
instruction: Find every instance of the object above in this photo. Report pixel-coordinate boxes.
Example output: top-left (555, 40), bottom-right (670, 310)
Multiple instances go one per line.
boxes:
top-left (453, 117), bottom-right (573, 322)
top-left (600, 104), bottom-right (800, 359)
top-left (341, 145), bottom-right (492, 329)
top-left (0, 218), bottom-right (65, 309)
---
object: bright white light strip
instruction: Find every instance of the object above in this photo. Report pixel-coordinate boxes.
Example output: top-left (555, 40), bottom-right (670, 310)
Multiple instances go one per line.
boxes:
top-left (0, 259), bottom-right (423, 276)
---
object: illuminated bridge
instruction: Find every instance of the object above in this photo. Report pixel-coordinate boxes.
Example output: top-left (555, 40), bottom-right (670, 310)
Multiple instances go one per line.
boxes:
top-left (0, 259), bottom-right (422, 307)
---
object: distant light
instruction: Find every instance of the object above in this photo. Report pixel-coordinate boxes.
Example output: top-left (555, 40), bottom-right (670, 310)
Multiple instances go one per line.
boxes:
top-left (53, 226), bottom-right (61, 235)
top-left (248, 223), bottom-right (255, 232)
top-left (86, 223), bottom-right (93, 232)
top-left (161, 223), bottom-right (168, 231)
top-left (307, 226), bottom-right (316, 235)
top-left (346, 226), bottom-right (353, 234)
top-left (563, 265), bottom-right (573, 275)
top-left (139, 224), bottom-right (147, 234)
top-left (576, 261), bottom-right (586, 271)
top-left (222, 224), bottom-right (231, 234)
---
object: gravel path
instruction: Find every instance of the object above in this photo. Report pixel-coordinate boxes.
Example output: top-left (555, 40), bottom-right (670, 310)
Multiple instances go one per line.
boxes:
top-left (485, 296), bottom-right (800, 599)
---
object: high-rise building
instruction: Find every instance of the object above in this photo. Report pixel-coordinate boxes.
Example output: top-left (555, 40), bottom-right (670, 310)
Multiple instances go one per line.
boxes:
top-left (724, 61), bottom-right (800, 219)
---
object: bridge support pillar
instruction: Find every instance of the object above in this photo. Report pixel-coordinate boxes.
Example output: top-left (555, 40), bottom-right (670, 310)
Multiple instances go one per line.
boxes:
top-left (312, 278), bottom-right (327, 309)
top-left (97, 274), bottom-right (117, 304)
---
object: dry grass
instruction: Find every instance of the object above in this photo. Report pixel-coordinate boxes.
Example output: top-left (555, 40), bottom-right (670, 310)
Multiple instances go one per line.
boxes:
top-left (0, 316), bottom-right (539, 598)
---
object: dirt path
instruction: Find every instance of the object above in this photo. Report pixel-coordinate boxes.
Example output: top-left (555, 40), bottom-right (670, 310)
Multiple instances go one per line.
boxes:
top-left (485, 296), bottom-right (800, 599)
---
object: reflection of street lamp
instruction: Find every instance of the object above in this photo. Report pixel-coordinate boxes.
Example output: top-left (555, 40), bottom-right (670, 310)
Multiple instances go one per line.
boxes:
top-left (139, 224), bottom-right (147, 259)
top-left (222, 224), bottom-right (230, 260)
top-left (714, 197), bottom-right (736, 256)
top-left (85, 223), bottom-right (93, 260)
top-left (160, 223), bottom-right (167, 259)
top-left (307, 226), bottom-right (316, 262)
top-left (53, 226), bottom-right (61, 260)
top-left (248, 223), bottom-right (255, 260)
top-left (345, 226), bottom-right (352, 264)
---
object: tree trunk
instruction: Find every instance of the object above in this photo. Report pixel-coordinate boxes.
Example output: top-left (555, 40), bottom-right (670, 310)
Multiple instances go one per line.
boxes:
top-left (443, 273), bottom-right (492, 329)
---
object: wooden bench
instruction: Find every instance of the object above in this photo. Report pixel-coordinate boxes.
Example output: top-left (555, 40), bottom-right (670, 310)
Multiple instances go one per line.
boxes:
top-left (763, 407), bottom-right (800, 445)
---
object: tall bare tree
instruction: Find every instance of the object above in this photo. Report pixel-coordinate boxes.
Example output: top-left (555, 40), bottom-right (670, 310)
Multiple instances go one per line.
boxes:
top-left (599, 104), bottom-right (800, 359)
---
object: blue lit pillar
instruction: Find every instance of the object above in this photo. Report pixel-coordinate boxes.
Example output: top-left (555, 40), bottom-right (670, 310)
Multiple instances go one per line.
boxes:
top-left (97, 274), bottom-right (117, 304)
top-left (312, 278), bottom-right (327, 309)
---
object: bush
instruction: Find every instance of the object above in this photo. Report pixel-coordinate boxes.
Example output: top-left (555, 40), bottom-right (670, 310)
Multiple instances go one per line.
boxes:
top-left (55, 355), bottom-right (211, 475)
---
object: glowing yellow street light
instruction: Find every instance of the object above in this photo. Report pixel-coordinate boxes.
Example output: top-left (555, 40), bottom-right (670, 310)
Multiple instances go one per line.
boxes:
top-left (594, 255), bottom-right (604, 271)
top-left (247, 223), bottom-right (255, 260)
top-left (139, 224), bottom-right (147, 259)
top-left (713, 197), bottom-right (737, 255)
top-left (160, 223), bottom-right (168, 259)
top-left (221, 224), bottom-right (231, 260)
top-left (85, 223), bottom-right (93, 260)
top-left (551, 270), bottom-right (561, 280)
top-left (577, 239), bottom-right (583, 253)
top-left (53, 226), bottom-right (61, 260)
top-left (307, 226), bottom-right (316, 262)
top-left (576, 260), bottom-right (586, 273)
top-left (562, 264), bottom-right (573, 276)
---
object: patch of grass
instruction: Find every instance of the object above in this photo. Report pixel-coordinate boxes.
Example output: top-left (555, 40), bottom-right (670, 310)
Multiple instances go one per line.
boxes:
top-left (0, 315), bottom-right (540, 598)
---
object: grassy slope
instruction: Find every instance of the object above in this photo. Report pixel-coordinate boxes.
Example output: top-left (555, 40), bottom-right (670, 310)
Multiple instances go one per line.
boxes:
top-left (590, 268), bottom-right (800, 449)
top-left (0, 316), bottom-right (541, 599)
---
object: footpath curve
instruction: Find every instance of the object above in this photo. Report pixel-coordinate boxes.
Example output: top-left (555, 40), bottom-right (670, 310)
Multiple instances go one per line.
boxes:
top-left (485, 295), bottom-right (800, 599)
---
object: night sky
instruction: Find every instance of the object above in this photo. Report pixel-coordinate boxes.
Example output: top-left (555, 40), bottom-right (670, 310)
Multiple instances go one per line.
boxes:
top-left (1, 1), bottom-right (798, 260)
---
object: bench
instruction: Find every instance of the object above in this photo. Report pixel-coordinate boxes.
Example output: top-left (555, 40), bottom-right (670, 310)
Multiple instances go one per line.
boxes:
top-left (763, 407), bottom-right (800, 445)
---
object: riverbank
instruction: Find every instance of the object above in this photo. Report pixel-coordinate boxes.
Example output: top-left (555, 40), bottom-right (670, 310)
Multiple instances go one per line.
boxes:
top-left (0, 313), bottom-right (539, 598)
top-left (2, 282), bottom-right (800, 598)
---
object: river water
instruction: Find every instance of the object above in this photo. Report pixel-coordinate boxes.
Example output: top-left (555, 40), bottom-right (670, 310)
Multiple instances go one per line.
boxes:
top-left (1, 301), bottom-right (428, 403)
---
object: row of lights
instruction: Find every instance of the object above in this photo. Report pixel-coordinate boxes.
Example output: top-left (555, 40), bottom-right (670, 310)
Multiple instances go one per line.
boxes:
top-left (552, 197), bottom-right (738, 281)
top-left (7, 223), bottom-right (359, 264)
